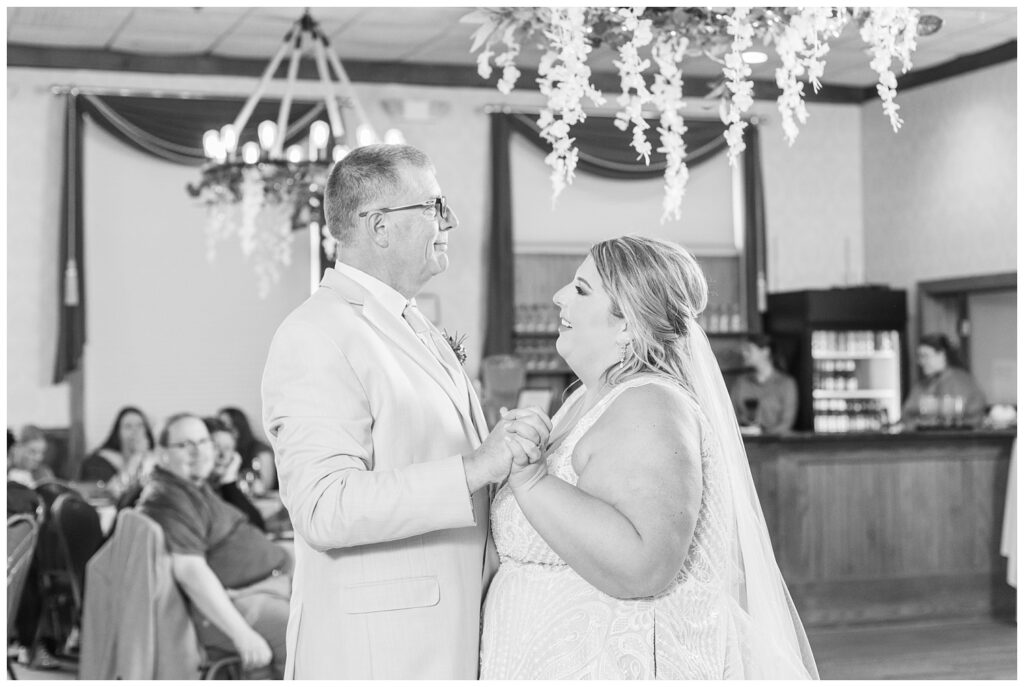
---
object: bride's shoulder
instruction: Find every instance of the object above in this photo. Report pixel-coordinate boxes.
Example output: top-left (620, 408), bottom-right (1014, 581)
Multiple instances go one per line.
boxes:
top-left (601, 378), bottom-right (701, 435)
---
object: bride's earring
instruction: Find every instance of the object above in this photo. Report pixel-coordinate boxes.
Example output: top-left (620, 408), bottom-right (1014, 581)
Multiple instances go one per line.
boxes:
top-left (619, 342), bottom-right (630, 365)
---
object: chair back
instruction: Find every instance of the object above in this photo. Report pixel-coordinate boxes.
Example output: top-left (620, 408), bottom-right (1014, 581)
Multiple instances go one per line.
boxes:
top-left (8, 514), bottom-right (40, 637)
top-left (52, 492), bottom-right (105, 610)
top-left (80, 509), bottom-right (203, 680)
top-left (7, 480), bottom-right (43, 519)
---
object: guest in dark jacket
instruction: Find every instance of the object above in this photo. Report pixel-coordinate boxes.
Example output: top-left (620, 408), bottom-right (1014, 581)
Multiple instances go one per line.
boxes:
top-left (78, 406), bottom-right (158, 496)
top-left (217, 406), bottom-right (276, 490)
top-left (203, 417), bottom-right (266, 531)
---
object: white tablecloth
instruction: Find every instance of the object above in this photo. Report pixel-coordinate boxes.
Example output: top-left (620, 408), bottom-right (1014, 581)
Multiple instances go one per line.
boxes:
top-left (1000, 438), bottom-right (1017, 587)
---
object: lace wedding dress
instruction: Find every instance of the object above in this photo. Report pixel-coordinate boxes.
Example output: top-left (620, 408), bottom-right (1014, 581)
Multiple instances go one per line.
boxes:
top-left (479, 376), bottom-right (743, 679)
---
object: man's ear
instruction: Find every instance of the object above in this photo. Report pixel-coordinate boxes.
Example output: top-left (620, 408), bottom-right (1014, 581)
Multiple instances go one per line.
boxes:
top-left (365, 212), bottom-right (389, 248)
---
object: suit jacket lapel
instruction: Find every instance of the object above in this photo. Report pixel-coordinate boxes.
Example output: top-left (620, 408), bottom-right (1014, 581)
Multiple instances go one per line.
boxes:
top-left (321, 269), bottom-right (474, 432)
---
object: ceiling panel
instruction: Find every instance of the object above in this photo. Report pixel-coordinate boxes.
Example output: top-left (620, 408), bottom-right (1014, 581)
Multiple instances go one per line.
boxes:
top-left (5, 6), bottom-right (1017, 89)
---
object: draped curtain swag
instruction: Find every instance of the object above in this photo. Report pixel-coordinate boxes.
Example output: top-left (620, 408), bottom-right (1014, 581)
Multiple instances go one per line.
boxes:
top-left (53, 93), bottom-right (324, 381)
top-left (484, 112), bottom-right (764, 357)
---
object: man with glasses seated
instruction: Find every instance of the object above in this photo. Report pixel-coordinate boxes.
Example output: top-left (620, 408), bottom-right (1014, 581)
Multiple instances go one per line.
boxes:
top-left (136, 413), bottom-right (289, 678)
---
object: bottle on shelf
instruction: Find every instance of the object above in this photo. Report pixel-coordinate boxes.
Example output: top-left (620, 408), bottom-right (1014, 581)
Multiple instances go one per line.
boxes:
top-left (728, 303), bottom-right (742, 332)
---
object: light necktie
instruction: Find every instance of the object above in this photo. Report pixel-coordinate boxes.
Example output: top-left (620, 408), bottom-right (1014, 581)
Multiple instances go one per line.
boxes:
top-left (403, 302), bottom-right (461, 385)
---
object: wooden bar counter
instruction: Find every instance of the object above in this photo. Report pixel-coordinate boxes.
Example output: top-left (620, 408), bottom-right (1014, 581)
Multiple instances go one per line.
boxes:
top-left (745, 429), bottom-right (1016, 627)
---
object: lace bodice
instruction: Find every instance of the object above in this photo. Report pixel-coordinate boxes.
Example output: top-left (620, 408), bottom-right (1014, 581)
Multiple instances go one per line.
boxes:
top-left (482, 375), bottom-right (739, 679)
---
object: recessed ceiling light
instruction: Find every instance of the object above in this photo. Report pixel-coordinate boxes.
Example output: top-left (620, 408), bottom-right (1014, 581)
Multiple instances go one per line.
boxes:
top-left (917, 14), bottom-right (943, 36)
top-left (742, 51), bottom-right (768, 64)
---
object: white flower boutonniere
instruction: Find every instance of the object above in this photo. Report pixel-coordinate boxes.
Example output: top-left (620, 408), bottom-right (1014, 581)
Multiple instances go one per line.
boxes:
top-left (442, 330), bottom-right (468, 366)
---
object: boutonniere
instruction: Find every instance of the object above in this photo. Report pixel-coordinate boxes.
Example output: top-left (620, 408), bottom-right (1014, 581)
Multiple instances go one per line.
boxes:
top-left (442, 330), bottom-right (468, 366)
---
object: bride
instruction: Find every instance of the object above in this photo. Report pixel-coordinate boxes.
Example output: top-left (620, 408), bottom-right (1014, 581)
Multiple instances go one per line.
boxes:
top-left (481, 235), bottom-right (818, 679)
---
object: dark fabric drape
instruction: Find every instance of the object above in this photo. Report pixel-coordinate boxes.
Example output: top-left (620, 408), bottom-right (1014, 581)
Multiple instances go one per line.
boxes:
top-left (51, 92), bottom-right (327, 381)
top-left (742, 125), bottom-right (768, 329)
top-left (483, 113), bottom-right (516, 357)
top-left (54, 93), bottom-right (86, 383)
top-left (505, 113), bottom-right (729, 179)
top-left (76, 94), bottom-right (324, 166)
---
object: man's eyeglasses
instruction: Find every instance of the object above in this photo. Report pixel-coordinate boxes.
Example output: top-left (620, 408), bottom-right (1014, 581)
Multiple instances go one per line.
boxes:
top-left (168, 437), bottom-right (213, 452)
top-left (358, 196), bottom-right (450, 221)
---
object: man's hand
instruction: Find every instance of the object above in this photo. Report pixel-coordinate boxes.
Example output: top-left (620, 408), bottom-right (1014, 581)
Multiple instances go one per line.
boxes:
top-left (232, 626), bottom-right (273, 671)
top-left (462, 406), bottom-right (552, 494)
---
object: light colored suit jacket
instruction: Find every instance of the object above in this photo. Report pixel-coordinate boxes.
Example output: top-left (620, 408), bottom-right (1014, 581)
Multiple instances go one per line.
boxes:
top-left (261, 267), bottom-right (497, 679)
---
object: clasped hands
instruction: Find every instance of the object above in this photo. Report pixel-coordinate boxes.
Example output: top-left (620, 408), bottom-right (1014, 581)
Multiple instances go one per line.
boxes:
top-left (468, 405), bottom-right (552, 494)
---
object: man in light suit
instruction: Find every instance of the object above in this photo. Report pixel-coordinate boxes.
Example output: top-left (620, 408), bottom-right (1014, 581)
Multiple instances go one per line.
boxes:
top-left (261, 144), bottom-right (549, 679)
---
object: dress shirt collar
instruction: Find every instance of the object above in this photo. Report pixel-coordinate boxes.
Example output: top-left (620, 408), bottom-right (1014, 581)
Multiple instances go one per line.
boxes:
top-left (334, 260), bottom-right (409, 320)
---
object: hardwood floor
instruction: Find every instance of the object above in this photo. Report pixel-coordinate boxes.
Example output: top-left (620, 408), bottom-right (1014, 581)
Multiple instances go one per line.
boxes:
top-left (9, 617), bottom-right (1016, 680)
top-left (808, 617), bottom-right (1017, 680)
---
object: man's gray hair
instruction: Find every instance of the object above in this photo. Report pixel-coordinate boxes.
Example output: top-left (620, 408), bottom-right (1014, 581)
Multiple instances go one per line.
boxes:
top-left (324, 144), bottom-right (435, 244)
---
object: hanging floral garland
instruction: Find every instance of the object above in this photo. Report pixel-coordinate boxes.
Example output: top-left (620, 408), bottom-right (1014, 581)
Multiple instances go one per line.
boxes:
top-left (467, 7), bottom-right (920, 221)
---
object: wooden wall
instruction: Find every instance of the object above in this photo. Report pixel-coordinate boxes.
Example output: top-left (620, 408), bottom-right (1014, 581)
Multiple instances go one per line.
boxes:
top-left (748, 431), bottom-right (1016, 626)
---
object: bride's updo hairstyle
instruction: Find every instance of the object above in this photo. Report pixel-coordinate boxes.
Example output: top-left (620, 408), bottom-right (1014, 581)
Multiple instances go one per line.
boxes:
top-left (590, 235), bottom-right (709, 387)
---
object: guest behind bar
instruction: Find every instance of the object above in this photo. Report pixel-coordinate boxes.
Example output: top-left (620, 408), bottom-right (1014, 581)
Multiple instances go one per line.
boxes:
top-left (902, 333), bottom-right (987, 429)
top-left (728, 334), bottom-right (798, 434)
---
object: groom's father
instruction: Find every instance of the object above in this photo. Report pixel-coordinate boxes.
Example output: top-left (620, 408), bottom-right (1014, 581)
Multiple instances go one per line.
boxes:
top-left (262, 144), bottom-right (546, 679)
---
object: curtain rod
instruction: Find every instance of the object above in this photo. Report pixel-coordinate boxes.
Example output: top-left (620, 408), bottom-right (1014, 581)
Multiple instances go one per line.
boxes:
top-left (482, 103), bottom-right (763, 124)
top-left (49, 84), bottom-right (323, 102)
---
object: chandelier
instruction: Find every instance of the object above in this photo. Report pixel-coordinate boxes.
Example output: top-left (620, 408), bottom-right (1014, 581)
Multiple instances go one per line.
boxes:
top-left (467, 7), bottom-right (924, 221)
top-left (187, 10), bottom-right (402, 297)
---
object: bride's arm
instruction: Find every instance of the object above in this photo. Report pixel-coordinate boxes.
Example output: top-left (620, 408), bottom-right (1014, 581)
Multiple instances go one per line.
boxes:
top-left (508, 384), bottom-right (702, 599)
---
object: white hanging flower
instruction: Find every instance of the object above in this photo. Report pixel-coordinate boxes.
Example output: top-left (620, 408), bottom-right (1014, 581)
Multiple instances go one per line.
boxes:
top-left (613, 7), bottom-right (654, 164)
top-left (535, 7), bottom-right (605, 202)
top-left (467, 7), bottom-right (921, 222)
top-left (650, 33), bottom-right (689, 222)
top-left (722, 8), bottom-right (755, 163)
top-left (860, 7), bottom-right (919, 131)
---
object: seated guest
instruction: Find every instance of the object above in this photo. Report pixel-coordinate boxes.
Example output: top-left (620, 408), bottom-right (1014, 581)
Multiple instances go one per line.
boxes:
top-left (902, 333), bottom-right (987, 428)
top-left (728, 334), bottom-right (798, 434)
top-left (203, 417), bottom-right (266, 531)
top-left (137, 413), bottom-right (289, 677)
top-left (79, 406), bottom-right (158, 496)
top-left (7, 425), bottom-right (56, 487)
top-left (217, 406), bottom-right (276, 491)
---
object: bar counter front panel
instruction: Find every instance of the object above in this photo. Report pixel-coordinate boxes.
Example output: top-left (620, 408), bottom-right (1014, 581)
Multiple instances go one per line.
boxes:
top-left (746, 430), bottom-right (1016, 627)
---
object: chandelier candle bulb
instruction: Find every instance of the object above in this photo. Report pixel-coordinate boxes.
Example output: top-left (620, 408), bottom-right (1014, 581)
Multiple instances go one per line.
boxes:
top-left (241, 142), bottom-right (261, 165)
top-left (309, 120), bottom-right (331, 161)
top-left (356, 124), bottom-right (376, 147)
top-left (332, 145), bottom-right (349, 162)
top-left (384, 128), bottom-right (406, 145)
top-left (219, 124), bottom-right (238, 157)
top-left (202, 129), bottom-right (221, 159)
top-left (257, 120), bottom-right (277, 152)
top-left (285, 145), bottom-right (304, 164)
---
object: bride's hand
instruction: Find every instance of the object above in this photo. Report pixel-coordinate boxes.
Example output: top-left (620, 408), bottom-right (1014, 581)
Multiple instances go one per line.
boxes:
top-left (505, 433), bottom-right (547, 493)
top-left (499, 406), bottom-right (553, 451)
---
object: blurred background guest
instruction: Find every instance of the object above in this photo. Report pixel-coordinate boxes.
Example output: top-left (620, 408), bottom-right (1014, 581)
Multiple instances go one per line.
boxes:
top-left (138, 413), bottom-right (289, 677)
top-left (902, 333), bottom-right (987, 429)
top-left (204, 417), bottom-right (266, 530)
top-left (728, 334), bottom-right (798, 435)
top-left (78, 406), bottom-right (158, 495)
top-left (217, 406), bottom-right (276, 491)
top-left (7, 425), bottom-right (56, 487)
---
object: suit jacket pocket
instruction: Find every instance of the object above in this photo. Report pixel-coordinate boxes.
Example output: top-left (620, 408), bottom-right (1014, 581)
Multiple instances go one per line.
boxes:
top-left (341, 575), bottom-right (440, 614)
